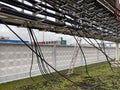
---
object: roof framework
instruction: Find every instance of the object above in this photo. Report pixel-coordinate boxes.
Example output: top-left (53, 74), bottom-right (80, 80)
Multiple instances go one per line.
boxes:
top-left (0, 0), bottom-right (120, 42)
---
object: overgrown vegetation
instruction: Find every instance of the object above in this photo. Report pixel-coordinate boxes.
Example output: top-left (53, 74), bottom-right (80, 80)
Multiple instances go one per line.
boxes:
top-left (1, 62), bottom-right (120, 90)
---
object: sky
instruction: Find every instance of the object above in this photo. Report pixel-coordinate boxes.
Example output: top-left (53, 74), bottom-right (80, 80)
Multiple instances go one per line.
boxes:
top-left (0, 24), bottom-right (113, 46)
top-left (0, 0), bottom-right (116, 45)
top-left (0, 24), bottom-right (77, 45)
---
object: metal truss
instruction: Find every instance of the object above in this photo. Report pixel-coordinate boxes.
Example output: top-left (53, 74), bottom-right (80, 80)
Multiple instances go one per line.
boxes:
top-left (0, 0), bottom-right (120, 42)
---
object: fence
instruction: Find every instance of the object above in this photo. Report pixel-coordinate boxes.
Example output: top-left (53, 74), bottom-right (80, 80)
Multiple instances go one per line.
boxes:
top-left (0, 43), bottom-right (115, 83)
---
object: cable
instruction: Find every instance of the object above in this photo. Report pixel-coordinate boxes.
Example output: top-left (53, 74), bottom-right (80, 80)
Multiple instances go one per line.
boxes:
top-left (28, 28), bottom-right (52, 80)
top-left (27, 28), bottom-right (35, 82)
top-left (68, 28), bottom-right (106, 89)
top-left (1, 0), bottom-right (120, 89)
top-left (68, 29), bottom-right (90, 77)
top-left (3, 21), bottom-right (88, 88)
top-left (76, 30), bottom-right (114, 72)
top-left (28, 28), bottom-right (55, 79)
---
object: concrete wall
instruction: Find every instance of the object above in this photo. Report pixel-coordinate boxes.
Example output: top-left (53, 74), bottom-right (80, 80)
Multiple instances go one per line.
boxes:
top-left (0, 43), bottom-right (115, 83)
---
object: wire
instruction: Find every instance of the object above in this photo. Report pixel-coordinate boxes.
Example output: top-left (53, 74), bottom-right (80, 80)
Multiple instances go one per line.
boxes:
top-left (76, 30), bottom-right (114, 72)
top-left (3, 21), bottom-right (87, 88)
top-left (1, 0), bottom-right (119, 89)
top-left (68, 29), bottom-right (90, 77)
top-left (27, 28), bottom-right (35, 82)
top-left (28, 28), bottom-right (52, 80)
top-left (68, 28), bottom-right (106, 89)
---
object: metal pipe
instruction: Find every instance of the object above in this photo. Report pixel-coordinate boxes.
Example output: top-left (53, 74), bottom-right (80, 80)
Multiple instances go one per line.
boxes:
top-left (97, 0), bottom-right (114, 13)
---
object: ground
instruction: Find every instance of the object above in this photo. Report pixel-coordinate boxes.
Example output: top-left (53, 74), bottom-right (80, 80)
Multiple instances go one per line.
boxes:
top-left (0, 62), bottom-right (120, 90)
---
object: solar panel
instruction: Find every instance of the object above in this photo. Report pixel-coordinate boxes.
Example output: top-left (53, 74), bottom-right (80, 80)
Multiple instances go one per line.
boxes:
top-left (0, 0), bottom-right (119, 42)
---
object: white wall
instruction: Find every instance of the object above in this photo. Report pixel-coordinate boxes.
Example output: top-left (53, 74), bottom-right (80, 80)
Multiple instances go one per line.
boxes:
top-left (0, 43), bottom-right (115, 83)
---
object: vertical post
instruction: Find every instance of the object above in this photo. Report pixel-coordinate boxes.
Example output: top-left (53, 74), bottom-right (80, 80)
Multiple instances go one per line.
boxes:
top-left (115, 42), bottom-right (119, 61)
top-left (80, 46), bottom-right (84, 66)
top-left (53, 45), bottom-right (56, 69)
top-left (97, 49), bottom-right (99, 62)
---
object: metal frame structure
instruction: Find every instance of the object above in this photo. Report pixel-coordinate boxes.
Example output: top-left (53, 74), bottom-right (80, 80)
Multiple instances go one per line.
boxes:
top-left (0, 0), bottom-right (120, 42)
top-left (1, 1), bottom-right (120, 88)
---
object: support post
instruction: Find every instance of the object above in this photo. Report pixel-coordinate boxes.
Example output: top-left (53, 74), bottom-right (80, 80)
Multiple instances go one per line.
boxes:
top-left (53, 45), bottom-right (56, 69)
top-left (97, 49), bottom-right (99, 62)
top-left (115, 42), bottom-right (119, 61)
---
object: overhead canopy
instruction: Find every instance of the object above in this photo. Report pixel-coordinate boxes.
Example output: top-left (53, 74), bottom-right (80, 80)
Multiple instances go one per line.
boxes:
top-left (0, 0), bottom-right (120, 42)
